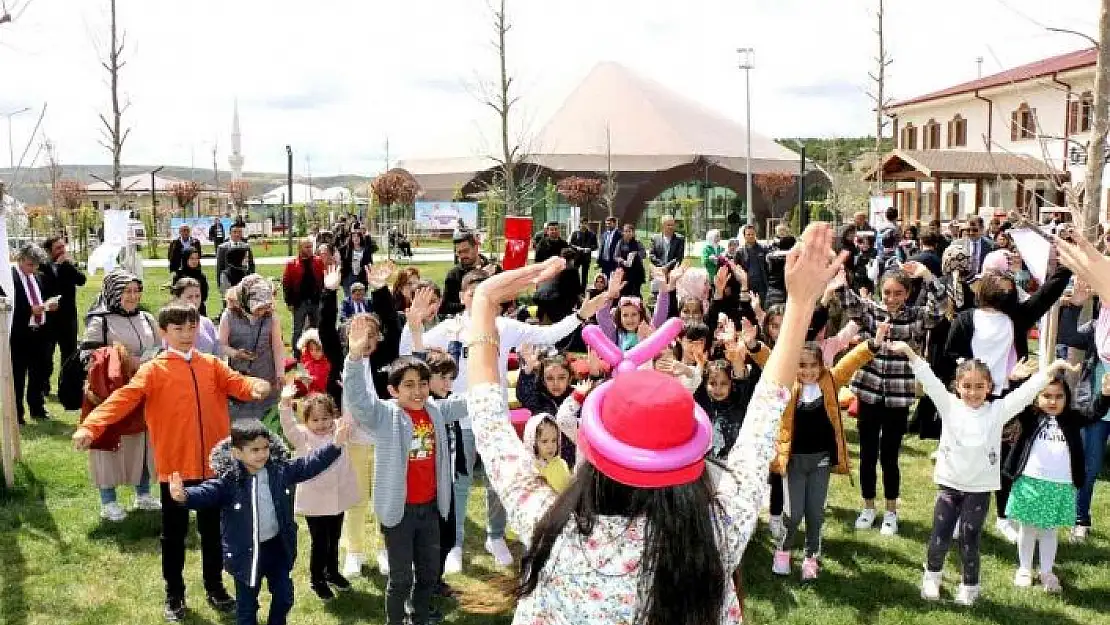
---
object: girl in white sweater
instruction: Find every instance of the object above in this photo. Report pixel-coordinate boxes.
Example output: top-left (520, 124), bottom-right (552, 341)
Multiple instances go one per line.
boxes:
top-left (891, 341), bottom-right (1073, 606)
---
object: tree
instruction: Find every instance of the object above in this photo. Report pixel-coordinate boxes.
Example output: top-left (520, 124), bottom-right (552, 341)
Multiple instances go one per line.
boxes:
top-left (866, 0), bottom-right (893, 196)
top-left (170, 180), bottom-right (201, 216)
top-left (754, 172), bottom-right (796, 218)
top-left (227, 179), bottom-right (250, 218)
top-left (370, 170), bottom-right (419, 231)
top-left (600, 124), bottom-right (619, 217)
top-left (89, 0), bottom-right (131, 212)
top-left (1082, 0), bottom-right (1110, 240)
top-left (556, 176), bottom-right (603, 215)
top-left (54, 179), bottom-right (86, 212)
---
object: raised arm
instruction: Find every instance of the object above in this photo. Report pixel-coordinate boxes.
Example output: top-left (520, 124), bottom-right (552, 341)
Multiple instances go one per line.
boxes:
top-left (897, 343), bottom-right (952, 417)
top-left (341, 330), bottom-right (394, 434)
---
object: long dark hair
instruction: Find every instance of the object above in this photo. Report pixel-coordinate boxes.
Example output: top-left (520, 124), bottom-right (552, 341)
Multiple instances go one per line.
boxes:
top-left (520, 463), bottom-right (727, 625)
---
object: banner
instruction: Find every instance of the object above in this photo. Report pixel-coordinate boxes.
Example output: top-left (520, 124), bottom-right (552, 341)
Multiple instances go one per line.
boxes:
top-left (414, 202), bottom-right (477, 232)
top-left (170, 217), bottom-right (234, 247)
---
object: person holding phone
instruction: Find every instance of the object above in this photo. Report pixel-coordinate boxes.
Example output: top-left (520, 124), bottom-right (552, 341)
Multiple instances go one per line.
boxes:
top-left (220, 274), bottom-right (284, 422)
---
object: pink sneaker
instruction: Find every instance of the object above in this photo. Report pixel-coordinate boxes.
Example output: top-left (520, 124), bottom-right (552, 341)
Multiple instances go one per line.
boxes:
top-left (771, 550), bottom-right (791, 576)
top-left (801, 557), bottom-right (819, 581)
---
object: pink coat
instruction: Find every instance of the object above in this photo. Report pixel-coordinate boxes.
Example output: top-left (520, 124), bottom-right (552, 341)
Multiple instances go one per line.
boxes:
top-left (279, 406), bottom-right (362, 516)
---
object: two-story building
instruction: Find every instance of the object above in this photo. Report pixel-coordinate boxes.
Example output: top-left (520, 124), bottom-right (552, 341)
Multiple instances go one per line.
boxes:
top-left (869, 47), bottom-right (1105, 224)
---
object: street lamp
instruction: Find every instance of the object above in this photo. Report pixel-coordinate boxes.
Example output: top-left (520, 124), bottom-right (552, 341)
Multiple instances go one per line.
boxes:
top-left (3, 107), bottom-right (31, 169)
top-left (286, 145), bottom-right (293, 255)
top-left (737, 48), bottom-right (754, 230)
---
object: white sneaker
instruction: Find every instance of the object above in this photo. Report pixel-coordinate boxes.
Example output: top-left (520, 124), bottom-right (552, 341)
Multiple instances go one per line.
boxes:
top-left (769, 515), bottom-right (785, 541)
top-left (485, 537), bottom-right (513, 567)
top-left (100, 502), bottom-right (127, 522)
top-left (1013, 568), bottom-right (1033, 588)
top-left (854, 508), bottom-right (877, 530)
top-left (880, 512), bottom-right (899, 536)
top-left (376, 548), bottom-right (390, 575)
top-left (444, 546), bottom-right (463, 574)
top-left (342, 553), bottom-right (364, 578)
top-left (921, 570), bottom-right (942, 600)
top-left (133, 494), bottom-right (162, 511)
top-left (995, 518), bottom-right (1019, 544)
top-left (955, 584), bottom-right (980, 606)
top-left (1070, 525), bottom-right (1090, 544)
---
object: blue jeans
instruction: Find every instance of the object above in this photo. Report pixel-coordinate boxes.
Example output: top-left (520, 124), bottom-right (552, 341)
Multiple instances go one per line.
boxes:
top-left (1077, 419), bottom-right (1110, 526)
top-left (98, 450), bottom-right (152, 505)
top-left (453, 428), bottom-right (507, 546)
top-left (234, 538), bottom-right (293, 625)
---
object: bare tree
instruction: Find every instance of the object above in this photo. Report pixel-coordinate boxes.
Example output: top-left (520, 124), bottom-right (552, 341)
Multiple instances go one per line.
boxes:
top-left (1, 0), bottom-right (36, 25)
top-left (600, 124), bottom-right (619, 217)
top-left (89, 0), bottom-right (130, 212)
top-left (480, 0), bottom-right (523, 216)
top-left (866, 0), bottom-right (893, 196)
top-left (1082, 0), bottom-right (1110, 240)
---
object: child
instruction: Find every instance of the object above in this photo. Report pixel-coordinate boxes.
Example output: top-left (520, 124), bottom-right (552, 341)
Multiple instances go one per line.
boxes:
top-left (73, 304), bottom-right (271, 622)
top-left (522, 413), bottom-right (572, 494)
top-left (892, 341), bottom-right (1070, 605)
top-left (296, 329), bottom-right (331, 395)
top-left (1004, 372), bottom-right (1110, 592)
top-left (654, 342), bottom-right (702, 392)
top-left (597, 267), bottom-right (673, 350)
top-left (765, 333), bottom-right (882, 580)
top-left (343, 317), bottom-right (469, 625)
top-left (421, 348), bottom-right (463, 603)
top-left (169, 418), bottom-right (351, 625)
top-left (278, 389), bottom-right (360, 599)
top-left (516, 349), bottom-right (577, 465)
top-left (694, 340), bottom-right (755, 459)
top-left (170, 277), bottom-right (220, 355)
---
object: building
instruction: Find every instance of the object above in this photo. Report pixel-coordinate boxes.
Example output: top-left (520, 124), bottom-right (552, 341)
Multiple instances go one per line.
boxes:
top-left (86, 173), bottom-right (231, 214)
top-left (229, 100), bottom-right (245, 180)
top-left (871, 47), bottom-right (1103, 224)
top-left (397, 62), bottom-right (814, 234)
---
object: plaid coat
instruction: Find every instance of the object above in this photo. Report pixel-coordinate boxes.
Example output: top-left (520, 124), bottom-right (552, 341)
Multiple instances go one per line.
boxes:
top-left (840, 278), bottom-right (949, 408)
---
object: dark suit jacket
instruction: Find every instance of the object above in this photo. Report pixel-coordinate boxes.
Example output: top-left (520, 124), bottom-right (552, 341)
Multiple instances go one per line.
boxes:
top-left (168, 237), bottom-right (203, 273)
top-left (597, 228), bottom-right (621, 268)
top-left (38, 260), bottom-right (87, 331)
top-left (5, 267), bottom-right (49, 339)
top-left (535, 237), bottom-right (570, 263)
top-left (966, 236), bottom-right (995, 272)
top-left (570, 229), bottom-right (597, 264)
top-left (649, 233), bottom-right (685, 267)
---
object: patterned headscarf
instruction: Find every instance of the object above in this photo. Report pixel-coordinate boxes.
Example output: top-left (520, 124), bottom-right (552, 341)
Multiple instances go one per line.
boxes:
top-left (89, 270), bottom-right (143, 318)
top-left (941, 245), bottom-right (971, 309)
top-left (238, 274), bottom-right (274, 314)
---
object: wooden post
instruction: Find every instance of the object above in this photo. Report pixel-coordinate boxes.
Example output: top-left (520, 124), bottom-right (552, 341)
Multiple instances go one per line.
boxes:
top-left (0, 298), bottom-right (20, 487)
top-left (933, 174), bottom-right (942, 222)
top-left (974, 179), bottom-right (983, 216)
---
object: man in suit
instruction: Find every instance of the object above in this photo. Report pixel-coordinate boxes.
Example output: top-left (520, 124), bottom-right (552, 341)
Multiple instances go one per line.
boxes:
top-left (736, 224), bottom-right (769, 300)
top-left (597, 215), bottom-right (620, 277)
top-left (649, 215), bottom-right (685, 271)
top-left (207, 218), bottom-right (227, 248)
top-left (39, 236), bottom-right (87, 395)
top-left (340, 282), bottom-right (371, 322)
top-left (4, 245), bottom-right (58, 423)
top-left (215, 222), bottom-right (256, 294)
top-left (569, 218), bottom-right (598, 294)
top-left (167, 223), bottom-right (202, 274)
top-left (534, 221), bottom-right (569, 263)
top-left (964, 216), bottom-right (995, 276)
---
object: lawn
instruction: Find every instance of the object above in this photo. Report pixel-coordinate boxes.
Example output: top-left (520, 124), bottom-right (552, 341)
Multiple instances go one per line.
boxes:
top-left (0, 262), bottom-right (1109, 625)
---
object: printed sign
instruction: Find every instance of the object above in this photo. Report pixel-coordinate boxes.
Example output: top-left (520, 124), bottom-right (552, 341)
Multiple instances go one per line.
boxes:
top-left (414, 202), bottom-right (477, 232)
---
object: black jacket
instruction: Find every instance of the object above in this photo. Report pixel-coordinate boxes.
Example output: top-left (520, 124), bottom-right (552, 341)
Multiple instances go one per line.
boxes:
top-left (4, 267), bottom-right (50, 339)
top-left (38, 260), bottom-right (87, 324)
top-left (695, 376), bottom-right (754, 458)
top-left (338, 239), bottom-right (377, 282)
top-left (440, 255), bottom-right (492, 317)
top-left (649, 233), bottom-right (685, 268)
top-left (535, 237), bottom-right (570, 263)
top-left (318, 281), bottom-right (400, 402)
top-left (168, 237), bottom-right (203, 273)
top-left (1003, 393), bottom-right (1109, 489)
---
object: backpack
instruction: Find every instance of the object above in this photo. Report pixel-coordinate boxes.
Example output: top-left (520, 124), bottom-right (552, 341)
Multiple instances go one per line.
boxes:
top-left (58, 319), bottom-right (108, 411)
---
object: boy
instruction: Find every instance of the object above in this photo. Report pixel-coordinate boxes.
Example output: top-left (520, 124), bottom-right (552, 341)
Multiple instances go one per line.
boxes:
top-left (343, 316), bottom-right (468, 625)
top-left (168, 418), bottom-right (351, 625)
top-left (420, 349), bottom-right (462, 605)
top-left (73, 304), bottom-right (272, 622)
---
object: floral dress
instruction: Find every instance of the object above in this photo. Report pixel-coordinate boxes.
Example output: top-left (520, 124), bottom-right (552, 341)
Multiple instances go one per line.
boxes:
top-left (467, 379), bottom-right (790, 625)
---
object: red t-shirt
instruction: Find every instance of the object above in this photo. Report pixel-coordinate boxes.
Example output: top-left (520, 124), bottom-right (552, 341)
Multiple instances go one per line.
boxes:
top-left (405, 408), bottom-right (437, 504)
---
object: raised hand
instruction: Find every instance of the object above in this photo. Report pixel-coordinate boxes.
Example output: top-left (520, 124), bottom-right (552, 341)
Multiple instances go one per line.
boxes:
top-left (573, 378), bottom-right (596, 397)
top-left (740, 317), bottom-right (759, 349)
top-left (666, 262), bottom-right (689, 291)
top-left (520, 344), bottom-right (541, 373)
top-left (875, 321), bottom-right (891, 345)
top-left (637, 321), bottom-right (653, 341)
top-left (407, 286), bottom-right (438, 326)
top-left (323, 265), bottom-right (342, 291)
top-left (347, 315), bottom-right (377, 359)
top-left (1046, 359), bottom-right (1081, 377)
top-left (578, 291), bottom-right (609, 320)
top-left (334, 418), bottom-right (352, 446)
top-left (169, 472), bottom-right (187, 503)
top-left (473, 257), bottom-right (565, 307)
top-left (725, 336), bottom-right (748, 365)
top-left (1055, 232), bottom-right (1110, 303)
top-left (784, 223), bottom-right (846, 305)
top-left (888, 341), bottom-right (916, 358)
top-left (651, 265), bottom-right (668, 286)
top-left (751, 292), bottom-right (764, 324)
top-left (607, 268), bottom-right (626, 300)
top-left (716, 316), bottom-right (736, 344)
top-left (901, 261), bottom-right (932, 281)
top-left (713, 266), bottom-right (730, 297)
top-left (1008, 356), bottom-right (1039, 381)
top-left (366, 261), bottom-right (396, 289)
top-left (280, 382), bottom-right (297, 408)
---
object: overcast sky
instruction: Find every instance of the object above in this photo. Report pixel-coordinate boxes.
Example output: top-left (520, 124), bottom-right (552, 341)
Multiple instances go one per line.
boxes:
top-left (0, 0), bottom-right (1101, 176)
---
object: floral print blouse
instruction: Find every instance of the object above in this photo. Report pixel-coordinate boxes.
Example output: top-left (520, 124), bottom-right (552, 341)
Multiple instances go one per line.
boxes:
top-left (467, 379), bottom-right (790, 625)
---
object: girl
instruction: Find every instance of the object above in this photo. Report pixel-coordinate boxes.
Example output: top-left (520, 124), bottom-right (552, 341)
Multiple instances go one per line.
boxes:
top-left (694, 338), bottom-right (755, 459)
top-left (838, 262), bottom-right (950, 535)
top-left (172, 249), bottom-right (209, 317)
top-left (892, 342), bottom-right (1072, 605)
top-left (522, 414), bottom-right (572, 494)
top-left (1003, 372), bottom-right (1110, 592)
top-left (219, 274), bottom-right (284, 421)
top-left (517, 349), bottom-right (577, 466)
top-left (463, 226), bottom-right (842, 625)
top-left (765, 332), bottom-right (883, 581)
top-left (279, 389), bottom-right (360, 600)
top-left (296, 329), bottom-right (331, 395)
top-left (586, 273), bottom-right (608, 300)
top-left (597, 267), bottom-right (673, 351)
top-left (169, 277), bottom-right (219, 355)
top-left (392, 266), bottom-right (422, 313)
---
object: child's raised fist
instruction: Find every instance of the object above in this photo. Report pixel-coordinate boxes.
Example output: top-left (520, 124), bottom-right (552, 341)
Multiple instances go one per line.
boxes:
top-left (334, 418), bottom-right (352, 447)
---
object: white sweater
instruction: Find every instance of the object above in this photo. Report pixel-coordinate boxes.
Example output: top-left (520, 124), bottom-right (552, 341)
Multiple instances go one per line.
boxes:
top-left (910, 358), bottom-right (1049, 493)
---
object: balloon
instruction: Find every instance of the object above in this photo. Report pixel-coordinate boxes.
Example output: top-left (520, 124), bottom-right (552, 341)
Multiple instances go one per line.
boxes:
top-left (625, 317), bottom-right (684, 368)
top-left (582, 324), bottom-right (624, 368)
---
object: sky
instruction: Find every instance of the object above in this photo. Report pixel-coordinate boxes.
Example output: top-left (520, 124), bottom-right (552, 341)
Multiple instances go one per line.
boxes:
top-left (0, 0), bottom-right (1102, 177)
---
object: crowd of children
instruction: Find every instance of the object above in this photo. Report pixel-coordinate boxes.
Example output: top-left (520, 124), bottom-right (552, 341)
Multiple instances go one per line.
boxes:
top-left (63, 217), bottom-right (1110, 625)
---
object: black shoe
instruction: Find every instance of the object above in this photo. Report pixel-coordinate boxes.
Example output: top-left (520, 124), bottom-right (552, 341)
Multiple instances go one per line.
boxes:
top-left (163, 596), bottom-right (186, 622)
top-left (30, 411), bottom-right (50, 420)
top-left (205, 589), bottom-right (236, 613)
top-left (326, 572), bottom-right (351, 591)
top-left (311, 581), bottom-right (336, 601)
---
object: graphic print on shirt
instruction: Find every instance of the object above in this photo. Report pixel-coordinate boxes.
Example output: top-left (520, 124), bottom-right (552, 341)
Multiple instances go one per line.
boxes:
top-left (410, 420), bottom-right (435, 460)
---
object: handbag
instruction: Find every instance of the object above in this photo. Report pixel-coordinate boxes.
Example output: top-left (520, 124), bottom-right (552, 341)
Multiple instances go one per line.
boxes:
top-left (59, 318), bottom-right (109, 410)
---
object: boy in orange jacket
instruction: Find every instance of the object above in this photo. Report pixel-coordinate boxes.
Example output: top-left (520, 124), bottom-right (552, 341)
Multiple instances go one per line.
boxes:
top-left (73, 304), bottom-right (271, 622)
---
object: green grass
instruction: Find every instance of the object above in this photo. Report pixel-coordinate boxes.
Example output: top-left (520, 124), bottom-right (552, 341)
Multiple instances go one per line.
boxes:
top-left (1, 264), bottom-right (1109, 624)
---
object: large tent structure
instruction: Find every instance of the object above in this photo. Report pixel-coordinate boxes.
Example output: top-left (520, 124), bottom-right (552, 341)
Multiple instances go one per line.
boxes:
top-left (396, 62), bottom-right (811, 232)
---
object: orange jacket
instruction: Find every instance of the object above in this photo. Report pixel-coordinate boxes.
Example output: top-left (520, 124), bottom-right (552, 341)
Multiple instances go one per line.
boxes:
top-left (80, 351), bottom-right (257, 481)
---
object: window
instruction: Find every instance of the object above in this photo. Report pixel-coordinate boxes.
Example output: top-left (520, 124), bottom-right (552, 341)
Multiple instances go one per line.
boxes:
top-left (1068, 92), bottom-right (1094, 134)
top-left (1011, 103), bottom-right (1037, 140)
top-left (947, 115), bottom-right (967, 147)
top-left (900, 123), bottom-right (918, 149)
top-left (923, 119), bottom-right (941, 150)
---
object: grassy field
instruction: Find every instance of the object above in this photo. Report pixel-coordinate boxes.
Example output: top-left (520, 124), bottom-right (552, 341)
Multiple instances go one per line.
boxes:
top-left (0, 261), bottom-right (1108, 625)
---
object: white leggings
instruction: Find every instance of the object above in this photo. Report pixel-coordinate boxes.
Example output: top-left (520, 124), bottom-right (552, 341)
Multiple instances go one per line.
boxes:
top-left (1017, 523), bottom-right (1059, 574)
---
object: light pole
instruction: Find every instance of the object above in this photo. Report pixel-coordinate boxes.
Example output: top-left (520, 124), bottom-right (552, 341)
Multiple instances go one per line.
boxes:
top-left (3, 107), bottom-right (31, 169)
top-left (737, 48), bottom-right (754, 230)
top-left (286, 145), bottom-right (294, 256)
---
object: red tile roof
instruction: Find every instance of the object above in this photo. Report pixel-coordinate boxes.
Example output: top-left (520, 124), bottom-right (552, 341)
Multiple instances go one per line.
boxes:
top-left (891, 48), bottom-right (1097, 109)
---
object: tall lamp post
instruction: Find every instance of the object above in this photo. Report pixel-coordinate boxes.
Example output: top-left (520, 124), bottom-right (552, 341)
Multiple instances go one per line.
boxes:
top-left (737, 48), bottom-right (754, 229)
top-left (286, 145), bottom-right (293, 256)
top-left (3, 107), bottom-right (31, 169)
top-left (150, 165), bottom-right (164, 250)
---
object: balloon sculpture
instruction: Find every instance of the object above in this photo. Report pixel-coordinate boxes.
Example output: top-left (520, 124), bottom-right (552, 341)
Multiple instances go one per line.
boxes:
top-left (578, 318), bottom-right (712, 473)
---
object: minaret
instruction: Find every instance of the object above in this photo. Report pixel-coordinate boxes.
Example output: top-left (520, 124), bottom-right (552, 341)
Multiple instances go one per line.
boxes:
top-left (228, 100), bottom-right (244, 179)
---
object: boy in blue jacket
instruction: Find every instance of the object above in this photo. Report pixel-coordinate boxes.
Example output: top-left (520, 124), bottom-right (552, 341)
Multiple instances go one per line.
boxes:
top-left (169, 418), bottom-right (351, 625)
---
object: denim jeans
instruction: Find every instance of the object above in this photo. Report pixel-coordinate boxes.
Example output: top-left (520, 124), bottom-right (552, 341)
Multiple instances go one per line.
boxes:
top-left (98, 452), bottom-right (152, 504)
top-left (233, 538), bottom-right (293, 625)
top-left (381, 503), bottom-right (439, 625)
top-left (1077, 419), bottom-right (1110, 526)
top-left (454, 428), bottom-right (507, 546)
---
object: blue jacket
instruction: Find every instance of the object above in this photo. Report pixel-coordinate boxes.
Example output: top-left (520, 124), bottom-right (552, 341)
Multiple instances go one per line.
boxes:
top-left (182, 435), bottom-right (342, 588)
top-left (340, 296), bottom-right (373, 323)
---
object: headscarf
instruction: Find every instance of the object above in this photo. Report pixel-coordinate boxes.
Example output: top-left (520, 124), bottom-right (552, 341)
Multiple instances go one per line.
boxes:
top-left (88, 270), bottom-right (143, 318)
top-left (704, 229), bottom-right (721, 247)
top-left (237, 273), bottom-right (274, 315)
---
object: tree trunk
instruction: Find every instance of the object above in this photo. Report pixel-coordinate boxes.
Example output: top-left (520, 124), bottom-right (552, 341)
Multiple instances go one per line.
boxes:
top-left (1083, 0), bottom-right (1110, 240)
top-left (497, 0), bottom-right (517, 216)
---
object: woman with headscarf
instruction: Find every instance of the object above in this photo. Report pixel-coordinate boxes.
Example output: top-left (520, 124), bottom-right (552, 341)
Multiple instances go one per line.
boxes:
top-left (702, 229), bottom-right (724, 276)
top-left (172, 248), bottom-right (209, 317)
top-left (79, 270), bottom-right (160, 522)
top-left (218, 274), bottom-right (284, 422)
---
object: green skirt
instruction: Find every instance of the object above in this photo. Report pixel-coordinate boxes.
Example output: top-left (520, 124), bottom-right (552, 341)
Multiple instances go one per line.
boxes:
top-left (1006, 476), bottom-right (1076, 529)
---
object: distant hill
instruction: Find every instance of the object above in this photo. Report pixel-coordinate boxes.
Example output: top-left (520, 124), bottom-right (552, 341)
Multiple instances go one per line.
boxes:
top-left (0, 165), bottom-right (374, 206)
top-left (775, 137), bottom-right (893, 171)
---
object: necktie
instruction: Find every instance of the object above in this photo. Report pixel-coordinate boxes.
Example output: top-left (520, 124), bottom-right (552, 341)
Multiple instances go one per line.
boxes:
top-left (26, 274), bottom-right (44, 326)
